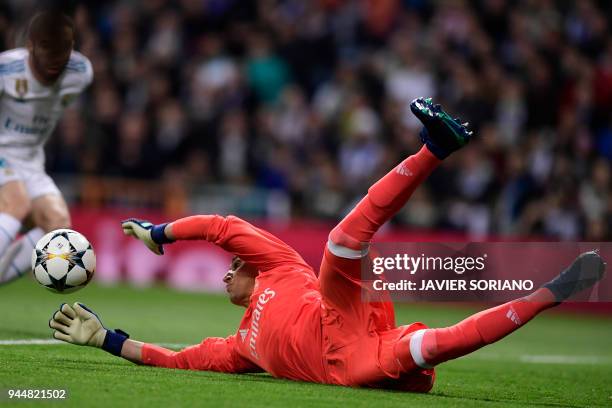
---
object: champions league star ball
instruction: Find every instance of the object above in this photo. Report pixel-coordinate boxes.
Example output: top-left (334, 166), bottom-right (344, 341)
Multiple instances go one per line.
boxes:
top-left (31, 229), bottom-right (96, 293)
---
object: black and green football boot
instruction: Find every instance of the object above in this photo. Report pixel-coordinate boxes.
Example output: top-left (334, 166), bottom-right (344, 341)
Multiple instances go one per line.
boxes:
top-left (410, 97), bottom-right (472, 159)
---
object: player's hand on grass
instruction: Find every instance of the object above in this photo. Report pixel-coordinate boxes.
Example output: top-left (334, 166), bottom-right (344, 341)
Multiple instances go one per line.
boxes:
top-left (121, 218), bottom-right (165, 255)
top-left (49, 303), bottom-right (107, 348)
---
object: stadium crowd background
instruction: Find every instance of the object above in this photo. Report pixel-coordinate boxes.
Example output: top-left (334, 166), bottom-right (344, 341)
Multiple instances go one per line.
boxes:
top-left (1, 0), bottom-right (611, 241)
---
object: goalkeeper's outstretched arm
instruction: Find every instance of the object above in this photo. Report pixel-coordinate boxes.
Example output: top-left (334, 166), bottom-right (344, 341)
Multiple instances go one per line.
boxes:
top-left (48, 302), bottom-right (144, 364)
top-left (49, 303), bottom-right (261, 372)
top-left (122, 215), bottom-right (310, 272)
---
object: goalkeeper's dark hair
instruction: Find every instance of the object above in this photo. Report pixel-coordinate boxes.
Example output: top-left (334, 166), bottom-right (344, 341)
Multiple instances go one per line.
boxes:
top-left (27, 10), bottom-right (75, 42)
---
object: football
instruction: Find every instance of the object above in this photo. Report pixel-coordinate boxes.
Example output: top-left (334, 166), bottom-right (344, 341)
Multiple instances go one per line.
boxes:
top-left (31, 229), bottom-right (96, 293)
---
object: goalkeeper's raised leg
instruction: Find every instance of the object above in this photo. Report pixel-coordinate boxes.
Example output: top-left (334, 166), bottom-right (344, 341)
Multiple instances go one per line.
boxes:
top-left (325, 97), bottom-right (472, 260)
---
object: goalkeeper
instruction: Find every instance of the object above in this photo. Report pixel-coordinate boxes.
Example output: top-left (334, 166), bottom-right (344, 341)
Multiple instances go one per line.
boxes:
top-left (49, 98), bottom-right (606, 392)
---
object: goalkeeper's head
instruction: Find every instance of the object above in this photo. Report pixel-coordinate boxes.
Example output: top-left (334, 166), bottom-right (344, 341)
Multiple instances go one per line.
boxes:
top-left (223, 257), bottom-right (258, 307)
top-left (26, 10), bottom-right (75, 85)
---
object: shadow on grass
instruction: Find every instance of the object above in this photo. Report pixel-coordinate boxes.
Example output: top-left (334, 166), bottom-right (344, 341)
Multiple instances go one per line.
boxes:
top-left (235, 373), bottom-right (588, 407)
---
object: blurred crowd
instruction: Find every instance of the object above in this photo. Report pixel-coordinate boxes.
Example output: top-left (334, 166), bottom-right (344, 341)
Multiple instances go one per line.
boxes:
top-left (1, 0), bottom-right (611, 240)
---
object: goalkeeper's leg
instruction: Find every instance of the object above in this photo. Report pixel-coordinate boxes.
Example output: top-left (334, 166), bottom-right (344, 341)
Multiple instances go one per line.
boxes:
top-left (328, 97), bottom-right (471, 258)
top-left (394, 252), bottom-right (606, 369)
top-left (319, 98), bottom-right (472, 331)
top-left (328, 145), bottom-right (439, 256)
top-left (318, 141), bottom-right (444, 337)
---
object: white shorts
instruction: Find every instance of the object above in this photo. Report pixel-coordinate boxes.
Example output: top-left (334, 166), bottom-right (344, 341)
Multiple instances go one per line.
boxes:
top-left (0, 149), bottom-right (60, 199)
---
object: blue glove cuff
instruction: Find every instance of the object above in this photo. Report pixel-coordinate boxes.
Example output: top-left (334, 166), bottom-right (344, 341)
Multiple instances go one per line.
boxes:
top-left (102, 329), bottom-right (130, 356)
top-left (151, 223), bottom-right (174, 244)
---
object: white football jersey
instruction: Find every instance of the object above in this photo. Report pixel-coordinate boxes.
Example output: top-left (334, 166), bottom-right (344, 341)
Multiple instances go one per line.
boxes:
top-left (0, 48), bottom-right (93, 158)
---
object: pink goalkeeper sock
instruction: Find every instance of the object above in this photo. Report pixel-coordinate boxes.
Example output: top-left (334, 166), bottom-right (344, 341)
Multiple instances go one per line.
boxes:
top-left (330, 146), bottom-right (440, 250)
top-left (413, 289), bottom-right (557, 367)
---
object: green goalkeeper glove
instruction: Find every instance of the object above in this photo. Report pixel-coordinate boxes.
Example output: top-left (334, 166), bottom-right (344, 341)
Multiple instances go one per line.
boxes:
top-left (121, 218), bottom-right (168, 255)
top-left (49, 303), bottom-right (130, 356)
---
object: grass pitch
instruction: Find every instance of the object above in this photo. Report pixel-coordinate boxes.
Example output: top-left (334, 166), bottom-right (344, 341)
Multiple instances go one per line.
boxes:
top-left (0, 278), bottom-right (611, 407)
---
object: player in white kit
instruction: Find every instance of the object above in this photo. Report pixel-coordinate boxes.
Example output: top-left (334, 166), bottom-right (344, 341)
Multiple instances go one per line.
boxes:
top-left (0, 11), bottom-right (92, 284)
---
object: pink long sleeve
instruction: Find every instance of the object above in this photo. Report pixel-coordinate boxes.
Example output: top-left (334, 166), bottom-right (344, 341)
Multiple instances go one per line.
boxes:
top-left (170, 215), bottom-right (311, 272)
top-left (141, 336), bottom-right (261, 373)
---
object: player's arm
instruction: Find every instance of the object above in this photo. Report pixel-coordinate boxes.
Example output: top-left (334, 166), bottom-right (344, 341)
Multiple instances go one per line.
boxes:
top-left (49, 303), bottom-right (260, 373)
top-left (48, 303), bottom-right (161, 365)
top-left (122, 215), bottom-right (308, 272)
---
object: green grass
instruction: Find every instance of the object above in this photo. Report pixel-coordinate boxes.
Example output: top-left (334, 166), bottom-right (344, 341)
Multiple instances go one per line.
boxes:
top-left (1, 278), bottom-right (611, 407)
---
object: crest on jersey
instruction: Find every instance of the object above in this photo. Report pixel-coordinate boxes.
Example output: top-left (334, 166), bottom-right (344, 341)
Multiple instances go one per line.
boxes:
top-left (15, 79), bottom-right (28, 98)
top-left (61, 94), bottom-right (77, 107)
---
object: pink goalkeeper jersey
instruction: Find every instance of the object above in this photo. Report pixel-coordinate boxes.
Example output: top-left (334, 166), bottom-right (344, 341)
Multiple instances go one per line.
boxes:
top-left (141, 215), bottom-right (328, 382)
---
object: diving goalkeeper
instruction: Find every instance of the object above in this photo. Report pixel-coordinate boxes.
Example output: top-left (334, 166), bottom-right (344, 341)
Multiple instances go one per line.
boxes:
top-left (48, 98), bottom-right (606, 392)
